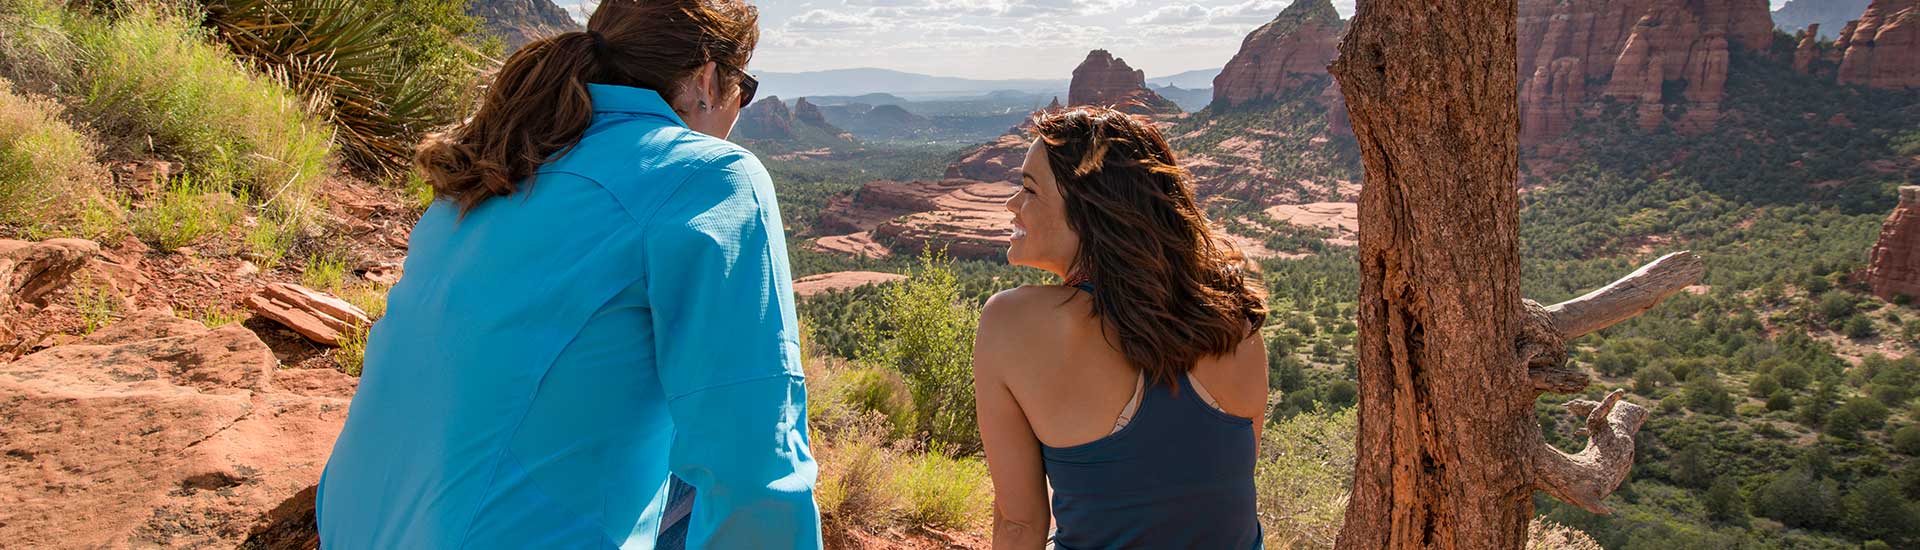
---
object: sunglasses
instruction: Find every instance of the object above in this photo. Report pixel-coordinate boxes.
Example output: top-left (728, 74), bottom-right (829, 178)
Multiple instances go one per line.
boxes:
top-left (718, 62), bottom-right (758, 109)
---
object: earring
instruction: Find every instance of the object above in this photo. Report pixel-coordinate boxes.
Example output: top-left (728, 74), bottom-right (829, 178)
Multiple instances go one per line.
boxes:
top-left (698, 99), bottom-right (711, 112)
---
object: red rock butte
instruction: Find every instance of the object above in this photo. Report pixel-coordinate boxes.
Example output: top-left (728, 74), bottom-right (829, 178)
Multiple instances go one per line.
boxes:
top-left (1211, 0), bottom-right (1346, 108)
top-left (1868, 186), bottom-right (1920, 301)
top-left (1067, 50), bottom-right (1183, 116)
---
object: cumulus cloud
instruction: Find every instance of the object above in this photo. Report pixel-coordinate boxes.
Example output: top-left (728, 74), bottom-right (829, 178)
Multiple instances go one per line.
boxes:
top-left (785, 8), bottom-right (891, 33)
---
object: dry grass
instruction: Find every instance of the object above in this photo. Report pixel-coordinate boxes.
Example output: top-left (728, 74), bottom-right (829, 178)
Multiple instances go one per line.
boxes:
top-left (0, 79), bottom-right (116, 240)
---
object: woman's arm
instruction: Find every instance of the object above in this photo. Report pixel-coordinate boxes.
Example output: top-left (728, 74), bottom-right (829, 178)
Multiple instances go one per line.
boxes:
top-left (973, 292), bottom-right (1052, 550)
top-left (647, 150), bottom-right (822, 549)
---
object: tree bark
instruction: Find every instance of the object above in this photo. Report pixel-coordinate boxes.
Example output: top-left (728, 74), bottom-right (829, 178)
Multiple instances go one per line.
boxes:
top-left (1329, 1), bottom-right (1689, 548)
top-left (1329, 1), bottom-right (1532, 547)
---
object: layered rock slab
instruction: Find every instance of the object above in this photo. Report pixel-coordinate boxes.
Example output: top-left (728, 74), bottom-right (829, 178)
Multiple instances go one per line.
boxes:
top-left (0, 311), bottom-right (355, 548)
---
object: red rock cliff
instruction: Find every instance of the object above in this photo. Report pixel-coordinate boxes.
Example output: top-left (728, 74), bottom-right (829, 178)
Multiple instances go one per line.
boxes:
top-left (1517, 0), bottom-right (1772, 139)
top-left (1837, 0), bottom-right (1920, 89)
top-left (1869, 186), bottom-right (1920, 301)
top-left (1211, 0), bottom-right (1346, 108)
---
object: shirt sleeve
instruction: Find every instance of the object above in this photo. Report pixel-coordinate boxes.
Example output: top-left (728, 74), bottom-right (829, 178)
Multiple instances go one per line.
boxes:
top-left (644, 150), bottom-right (822, 549)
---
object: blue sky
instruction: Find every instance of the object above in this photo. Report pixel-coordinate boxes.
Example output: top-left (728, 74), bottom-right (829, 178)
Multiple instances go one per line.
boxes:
top-left (562, 0), bottom-right (1797, 80)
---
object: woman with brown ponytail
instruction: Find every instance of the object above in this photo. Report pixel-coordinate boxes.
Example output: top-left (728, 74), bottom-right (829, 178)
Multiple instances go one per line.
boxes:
top-left (973, 107), bottom-right (1270, 549)
top-left (316, 2), bottom-right (822, 548)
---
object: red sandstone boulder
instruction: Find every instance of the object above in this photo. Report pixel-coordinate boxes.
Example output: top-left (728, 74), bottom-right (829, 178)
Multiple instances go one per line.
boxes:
top-left (1, 238), bottom-right (98, 308)
top-left (1211, 0), bottom-right (1345, 108)
top-left (1869, 186), bottom-right (1920, 301)
top-left (245, 283), bottom-right (370, 346)
top-left (1067, 50), bottom-right (1181, 115)
top-left (1838, 0), bottom-right (1920, 89)
top-left (0, 311), bottom-right (355, 548)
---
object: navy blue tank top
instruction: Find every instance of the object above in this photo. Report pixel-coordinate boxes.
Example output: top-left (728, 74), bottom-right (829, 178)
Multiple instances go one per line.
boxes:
top-left (1042, 282), bottom-right (1262, 549)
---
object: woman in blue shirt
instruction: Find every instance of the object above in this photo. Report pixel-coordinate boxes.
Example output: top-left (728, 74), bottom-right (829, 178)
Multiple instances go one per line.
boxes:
top-left (316, 1), bottom-right (821, 548)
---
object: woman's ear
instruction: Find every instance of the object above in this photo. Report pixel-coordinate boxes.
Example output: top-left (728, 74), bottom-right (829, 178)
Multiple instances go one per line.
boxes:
top-left (697, 61), bottom-right (719, 111)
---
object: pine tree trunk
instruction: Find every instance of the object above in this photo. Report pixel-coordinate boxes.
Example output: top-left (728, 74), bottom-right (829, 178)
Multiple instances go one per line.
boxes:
top-left (1328, 0), bottom-right (1694, 547)
top-left (1328, 0), bottom-right (1532, 547)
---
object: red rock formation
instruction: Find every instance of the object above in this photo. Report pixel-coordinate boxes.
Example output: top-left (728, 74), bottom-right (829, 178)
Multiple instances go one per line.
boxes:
top-left (1521, 57), bottom-right (1585, 143)
top-left (1211, 0), bottom-right (1346, 108)
top-left (1516, 0), bottom-right (1772, 139)
top-left (469, 0), bottom-right (580, 51)
top-left (813, 178), bottom-right (1015, 261)
top-left (793, 271), bottom-right (907, 297)
top-left (1794, 24), bottom-right (1823, 74)
top-left (1837, 0), bottom-right (1920, 89)
top-left (944, 133), bottom-right (1029, 183)
top-left (734, 96), bottom-right (796, 141)
top-left (793, 97), bottom-right (830, 127)
top-left (1067, 50), bottom-right (1182, 115)
top-left (245, 282), bottom-right (371, 346)
top-left (1869, 186), bottom-right (1920, 300)
top-left (0, 311), bottom-right (354, 548)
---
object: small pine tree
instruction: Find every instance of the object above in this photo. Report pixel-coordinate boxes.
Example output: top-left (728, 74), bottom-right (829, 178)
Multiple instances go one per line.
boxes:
top-left (1703, 476), bottom-right (1747, 525)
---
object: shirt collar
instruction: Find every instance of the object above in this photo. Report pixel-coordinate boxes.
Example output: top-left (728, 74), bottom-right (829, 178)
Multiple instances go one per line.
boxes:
top-left (588, 84), bottom-right (688, 128)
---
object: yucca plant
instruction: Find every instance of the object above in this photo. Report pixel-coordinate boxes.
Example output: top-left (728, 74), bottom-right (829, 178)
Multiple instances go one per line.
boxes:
top-left (199, 0), bottom-right (484, 178)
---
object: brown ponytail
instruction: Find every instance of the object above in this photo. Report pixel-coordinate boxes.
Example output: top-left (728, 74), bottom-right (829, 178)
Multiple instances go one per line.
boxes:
top-left (417, 0), bottom-right (760, 213)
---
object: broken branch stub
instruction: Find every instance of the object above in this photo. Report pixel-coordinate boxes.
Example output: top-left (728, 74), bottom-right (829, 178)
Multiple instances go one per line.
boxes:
top-left (1545, 251), bottom-right (1707, 339)
top-left (1531, 390), bottom-right (1650, 514)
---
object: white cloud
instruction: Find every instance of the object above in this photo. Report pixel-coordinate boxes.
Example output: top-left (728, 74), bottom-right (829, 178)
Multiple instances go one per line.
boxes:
top-left (785, 8), bottom-right (891, 33)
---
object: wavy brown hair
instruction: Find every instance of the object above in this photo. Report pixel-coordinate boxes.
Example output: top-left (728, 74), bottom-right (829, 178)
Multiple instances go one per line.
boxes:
top-left (1029, 107), bottom-right (1269, 388)
top-left (417, 0), bottom-right (759, 213)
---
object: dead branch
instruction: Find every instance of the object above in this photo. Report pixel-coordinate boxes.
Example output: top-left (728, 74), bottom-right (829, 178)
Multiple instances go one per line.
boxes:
top-left (1530, 390), bottom-right (1649, 514)
top-left (1545, 251), bottom-right (1707, 339)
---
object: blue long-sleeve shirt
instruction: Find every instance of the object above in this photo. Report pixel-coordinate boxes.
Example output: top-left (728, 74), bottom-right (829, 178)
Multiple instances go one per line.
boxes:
top-left (316, 84), bottom-right (822, 549)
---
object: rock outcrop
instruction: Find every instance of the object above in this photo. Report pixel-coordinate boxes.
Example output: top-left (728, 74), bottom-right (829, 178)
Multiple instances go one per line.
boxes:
top-left (944, 134), bottom-right (1028, 183)
top-left (735, 96), bottom-right (796, 141)
top-left (0, 311), bottom-right (355, 548)
top-left (734, 96), bottom-right (856, 144)
top-left (1517, 0), bottom-right (1773, 139)
top-left (1, 238), bottom-right (98, 346)
top-left (1210, 0), bottom-right (1346, 108)
top-left (468, 0), bottom-right (580, 51)
top-left (1774, 0), bottom-right (1873, 39)
top-left (1837, 0), bottom-right (1920, 89)
top-left (793, 271), bottom-right (907, 298)
top-left (245, 283), bottom-right (370, 346)
top-left (1794, 24), bottom-right (1823, 74)
top-left (1868, 186), bottom-right (1920, 301)
top-left (1067, 50), bottom-right (1182, 115)
top-left (813, 178), bottom-right (1016, 261)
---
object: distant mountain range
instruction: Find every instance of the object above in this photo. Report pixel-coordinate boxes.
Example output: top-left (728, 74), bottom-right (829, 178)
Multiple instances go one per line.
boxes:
top-left (757, 67), bottom-right (1223, 103)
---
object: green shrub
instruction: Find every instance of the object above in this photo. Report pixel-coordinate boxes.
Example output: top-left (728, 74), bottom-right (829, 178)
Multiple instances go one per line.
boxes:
top-left (814, 430), bottom-right (899, 530)
top-left (242, 217), bottom-right (297, 270)
top-left (858, 249), bottom-right (980, 451)
top-left (334, 326), bottom-right (368, 376)
top-left (129, 173), bottom-right (243, 251)
top-left (838, 365), bottom-right (916, 440)
top-left (200, 0), bottom-right (490, 176)
top-left (337, 283), bottom-right (389, 320)
top-left (1894, 425), bottom-right (1920, 456)
top-left (0, 80), bottom-right (115, 239)
top-left (300, 251), bottom-right (351, 291)
top-left (889, 452), bottom-right (990, 530)
top-left (69, 5), bottom-right (333, 225)
top-left (188, 304), bottom-right (248, 328)
top-left (71, 278), bottom-right (121, 334)
top-left (1256, 408), bottom-right (1356, 549)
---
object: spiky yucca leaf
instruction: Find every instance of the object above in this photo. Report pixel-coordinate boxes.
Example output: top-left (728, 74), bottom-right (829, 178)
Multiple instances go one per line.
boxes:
top-left (200, 0), bottom-right (473, 177)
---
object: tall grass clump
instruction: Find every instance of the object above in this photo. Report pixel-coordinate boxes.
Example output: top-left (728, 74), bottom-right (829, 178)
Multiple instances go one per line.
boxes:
top-left (858, 248), bottom-right (981, 451)
top-left (129, 173), bottom-right (242, 251)
top-left (889, 452), bottom-right (991, 530)
top-left (68, 5), bottom-right (333, 224)
top-left (199, 0), bottom-right (492, 176)
top-left (0, 79), bottom-right (116, 239)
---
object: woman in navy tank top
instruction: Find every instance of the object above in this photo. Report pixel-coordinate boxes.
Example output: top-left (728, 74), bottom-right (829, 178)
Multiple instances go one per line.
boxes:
top-left (973, 106), bottom-right (1271, 549)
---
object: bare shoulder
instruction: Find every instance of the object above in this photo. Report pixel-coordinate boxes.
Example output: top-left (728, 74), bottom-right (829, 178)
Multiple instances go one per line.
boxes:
top-left (975, 285), bottom-right (1086, 362)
